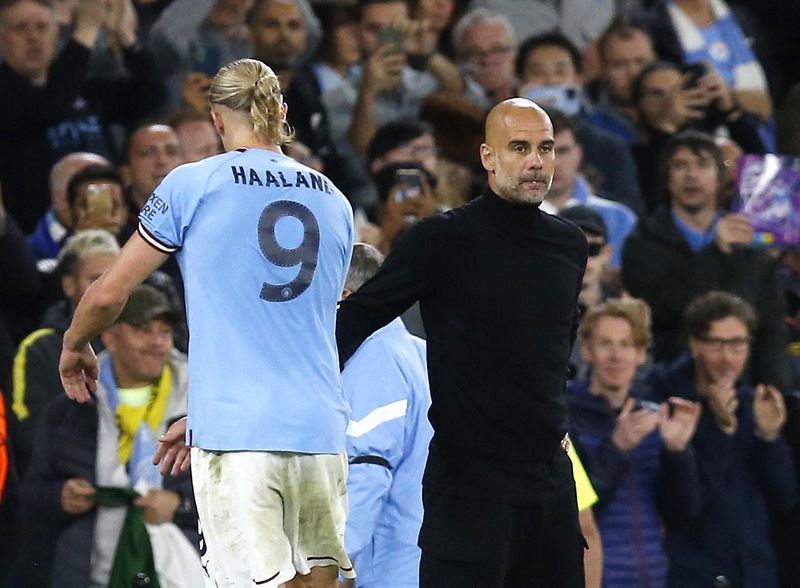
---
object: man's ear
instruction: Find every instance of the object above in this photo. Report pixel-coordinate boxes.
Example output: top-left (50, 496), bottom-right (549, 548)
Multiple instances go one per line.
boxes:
top-left (62, 275), bottom-right (76, 301)
top-left (480, 143), bottom-right (495, 173)
top-left (210, 108), bottom-right (224, 138)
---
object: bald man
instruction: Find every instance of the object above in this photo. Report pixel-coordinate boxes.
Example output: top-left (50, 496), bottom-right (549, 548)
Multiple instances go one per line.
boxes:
top-left (337, 99), bottom-right (588, 587)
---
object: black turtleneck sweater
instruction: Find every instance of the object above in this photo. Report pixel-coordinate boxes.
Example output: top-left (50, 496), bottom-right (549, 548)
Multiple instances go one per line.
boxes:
top-left (337, 189), bottom-right (587, 499)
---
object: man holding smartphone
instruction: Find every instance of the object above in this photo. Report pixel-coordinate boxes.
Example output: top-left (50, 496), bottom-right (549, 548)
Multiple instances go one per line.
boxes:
top-left (337, 98), bottom-right (588, 587)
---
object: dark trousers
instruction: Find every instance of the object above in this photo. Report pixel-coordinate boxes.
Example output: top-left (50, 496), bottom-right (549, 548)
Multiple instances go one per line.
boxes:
top-left (418, 449), bottom-right (584, 588)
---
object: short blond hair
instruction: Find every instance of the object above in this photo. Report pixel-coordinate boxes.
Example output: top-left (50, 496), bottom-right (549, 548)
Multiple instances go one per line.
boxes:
top-left (208, 58), bottom-right (294, 146)
top-left (580, 298), bottom-right (652, 349)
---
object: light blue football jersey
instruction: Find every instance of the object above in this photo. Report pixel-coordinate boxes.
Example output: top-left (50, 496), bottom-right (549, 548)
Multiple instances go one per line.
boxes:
top-left (138, 148), bottom-right (354, 453)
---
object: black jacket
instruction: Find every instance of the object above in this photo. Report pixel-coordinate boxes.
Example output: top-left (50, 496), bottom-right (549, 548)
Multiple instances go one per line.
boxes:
top-left (622, 205), bottom-right (790, 388)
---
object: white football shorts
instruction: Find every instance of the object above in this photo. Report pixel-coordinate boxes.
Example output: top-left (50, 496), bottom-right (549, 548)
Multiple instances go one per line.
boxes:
top-left (191, 448), bottom-right (355, 587)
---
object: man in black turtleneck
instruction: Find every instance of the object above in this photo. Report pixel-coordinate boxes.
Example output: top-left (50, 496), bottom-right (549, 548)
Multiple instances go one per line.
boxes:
top-left (336, 98), bottom-right (588, 587)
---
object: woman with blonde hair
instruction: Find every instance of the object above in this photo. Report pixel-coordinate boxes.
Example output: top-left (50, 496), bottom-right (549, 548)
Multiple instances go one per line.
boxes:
top-left (59, 57), bottom-right (356, 588)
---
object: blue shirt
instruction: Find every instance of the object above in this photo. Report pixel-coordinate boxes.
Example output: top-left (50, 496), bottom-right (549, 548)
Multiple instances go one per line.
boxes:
top-left (671, 211), bottom-right (719, 252)
top-left (138, 148), bottom-right (354, 453)
top-left (342, 319), bottom-right (432, 588)
top-left (572, 176), bottom-right (638, 268)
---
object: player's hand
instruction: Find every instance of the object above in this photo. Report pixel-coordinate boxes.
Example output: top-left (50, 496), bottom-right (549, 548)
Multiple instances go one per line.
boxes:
top-left (134, 489), bottom-right (181, 524)
top-left (753, 384), bottom-right (786, 441)
top-left (611, 397), bottom-right (660, 452)
top-left (715, 213), bottom-right (754, 254)
top-left (153, 417), bottom-right (191, 476)
top-left (61, 478), bottom-right (96, 515)
top-left (60, 340), bottom-right (98, 403)
top-left (658, 397), bottom-right (702, 452)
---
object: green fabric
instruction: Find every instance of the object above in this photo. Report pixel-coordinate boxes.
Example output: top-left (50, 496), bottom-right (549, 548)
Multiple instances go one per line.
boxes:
top-left (93, 486), bottom-right (160, 588)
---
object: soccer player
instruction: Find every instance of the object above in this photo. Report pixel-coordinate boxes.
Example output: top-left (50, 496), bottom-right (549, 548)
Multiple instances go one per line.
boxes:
top-left (58, 58), bottom-right (355, 588)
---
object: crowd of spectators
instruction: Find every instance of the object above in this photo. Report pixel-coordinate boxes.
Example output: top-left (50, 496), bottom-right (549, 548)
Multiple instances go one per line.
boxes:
top-left (1, 0), bottom-right (799, 586)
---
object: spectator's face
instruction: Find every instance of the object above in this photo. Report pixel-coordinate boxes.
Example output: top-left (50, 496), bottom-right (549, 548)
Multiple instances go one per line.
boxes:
top-left (582, 233), bottom-right (611, 294)
top-left (0, 0), bottom-right (58, 82)
top-left (104, 319), bottom-right (174, 386)
top-left (373, 133), bottom-right (439, 175)
top-left (689, 316), bottom-right (750, 387)
top-left (637, 67), bottom-right (681, 128)
top-left (125, 125), bottom-right (182, 206)
top-left (359, 1), bottom-right (408, 56)
top-left (71, 181), bottom-right (126, 235)
top-left (481, 104), bottom-right (554, 204)
top-left (176, 120), bottom-right (222, 163)
top-left (668, 146), bottom-right (720, 213)
top-left (414, 0), bottom-right (454, 32)
top-left (331, 20), bottom-right (361, 68)
top-left (551, 129), bottom-right (582, 197)
top-left (520, 44), bottom-right (578, 88)
top-left (581, 315), bottom-right (645, 394)
top-left (249, 0), bottom-right (308, 70)
top-left (62, 253), bottom-right (117, 310)
top-left (716, 138), bottom-right (743, 210)
top-left (457, 22), bottom-right (516, 95)
top-left (209, 0), bottom-right (255, 28)
top-left (601, 30), bottom-right (656, 104)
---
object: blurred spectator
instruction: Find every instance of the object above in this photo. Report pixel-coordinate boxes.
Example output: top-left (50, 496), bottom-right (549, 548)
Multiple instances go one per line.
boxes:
top-left (560, 205), bottom-right (614, 313)
top-left (591, 17), bottom-right (657, 145)
top-left (287, 1), bottom-right (373, 206)
top-left (148, 0), bottom-right (254, 111)
top-left (451, 8), bottom-right (516, 105)
top-left (371, 162), bottom-right (438, 256)
top-left (714, 134), bottom-right (743, 211)
top-left (66, 164), bottom-right (128, 238)
top-left (28, 152), bottom-right (111, 260)
top-left (11, 230), bottom-right (119, 477)
top-left (648, 0), bottom-right (777, 126)
top-left (17, 284), bottom-right (200, 588)
top-left (326, 0), bottom-right (469, 156)
top-left (632, 60), bottom-right (766, 209)
top-left (648, 291), bottom-right (797, 588)
top-left (121, 123), bottom-right (182, 215)
top-left (248, 0), bottom-right (319, 87)
top-left (341, 243), bottom-right (432, 588)
top-left (517, 32), bottom-right (644, 213)
top-left (466, 0), bottom-right (614, 53)
top-left (165, 109), bottom-right (223, 163)
top-left (409, 0), bottom-right (461, 57)
top-left (540, 110), bottom-right (637, 270)
top-left (0, 189), bottom-right (41, 389)
top-left (367, 118), bottom-right (472, 210)
top-left (0, 0), bottom-right (167, 232)
top-left (622, 131), bottom-right (790, 389)
top-left (569, 298), bottom-right (701, 588)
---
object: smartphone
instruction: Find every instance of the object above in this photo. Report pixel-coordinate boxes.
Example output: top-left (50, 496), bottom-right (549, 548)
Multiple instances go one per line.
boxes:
top-left (633, 399), bottom-right (661, 413)
top-left (393, 168), bottom-right (424, 203)
top-left (82, 183), bottom-right (116, 218)
top-left (681, 62), bottom-right (707, 89)
top-left (378, 26), bottom-right (404, 55)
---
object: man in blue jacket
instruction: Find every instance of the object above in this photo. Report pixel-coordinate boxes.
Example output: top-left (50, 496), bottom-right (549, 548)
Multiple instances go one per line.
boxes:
top-left (340, 243), bottom-right (432, 588)
top-left (648, 290), bottom-right (798, 588)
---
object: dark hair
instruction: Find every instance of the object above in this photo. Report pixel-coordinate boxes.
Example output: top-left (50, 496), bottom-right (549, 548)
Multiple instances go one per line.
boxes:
top-left (314, 2), bottom-right (359, 61)
top-left (661, 129), bottom-right (725, 183)
top-left (66, 165), bottom-right (124, 207)
top-left (683, 291), bottom-right (758, 339)
top-left (630, 60), bottom-right (679, 104)
top-left (516, 30), bottom-right (582, 78)
top-left (597, 16), bottom-right (651, 61)
top-left (0, 0), bottom-right (53, 16)
top-left (543, 107), bottom-right (579, 138)
top-left (367, 118), bottom-right (434, 166)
